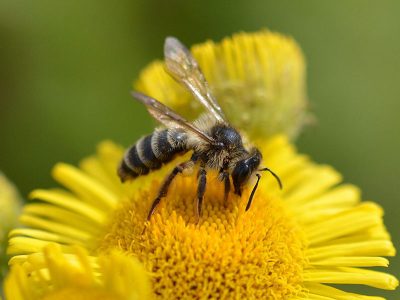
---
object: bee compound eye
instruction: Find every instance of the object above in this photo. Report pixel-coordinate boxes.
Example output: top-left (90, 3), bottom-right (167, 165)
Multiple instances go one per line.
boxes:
top-left (232, 161), bottom-right (250, 183)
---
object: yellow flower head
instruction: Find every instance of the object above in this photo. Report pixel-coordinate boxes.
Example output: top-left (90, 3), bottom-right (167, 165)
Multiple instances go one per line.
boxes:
top-left (5, 244), bottom-right (151, 300)
top-left (4, 31), bottom-right (398, 299)
top-left (6, 136), bottom-right (398, 299)
top-left (136, 30), bottom-right (310, 140)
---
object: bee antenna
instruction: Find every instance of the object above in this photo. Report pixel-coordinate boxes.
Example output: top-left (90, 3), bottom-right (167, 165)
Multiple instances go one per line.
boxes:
top-left (259, 167), bottom-right (283, 189)
top-left (245, 174), bottom-right (261, 211)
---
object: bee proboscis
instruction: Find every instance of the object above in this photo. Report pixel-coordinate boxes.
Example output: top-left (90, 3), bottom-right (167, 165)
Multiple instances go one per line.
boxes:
top-left (118, 37), bottom-right (282, 221)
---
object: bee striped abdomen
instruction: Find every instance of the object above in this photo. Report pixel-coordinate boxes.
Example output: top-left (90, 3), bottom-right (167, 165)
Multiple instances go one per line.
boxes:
top-left (152, 129), bottom-right (181, 160)
top-left (118, 129), bottom-right (187, 182)
top-left (138, 135), bottom-right (162, 169)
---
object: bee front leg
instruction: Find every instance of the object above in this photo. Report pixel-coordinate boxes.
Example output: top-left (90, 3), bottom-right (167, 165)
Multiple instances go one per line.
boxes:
top-left (220, 171), bottom-right (230, 202)
top-left (195, 167), bottom-right (207, 223)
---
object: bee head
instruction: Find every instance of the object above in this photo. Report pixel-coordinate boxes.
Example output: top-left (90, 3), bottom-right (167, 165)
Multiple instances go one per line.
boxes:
top-left (231, 148), bottom-right (262, 196)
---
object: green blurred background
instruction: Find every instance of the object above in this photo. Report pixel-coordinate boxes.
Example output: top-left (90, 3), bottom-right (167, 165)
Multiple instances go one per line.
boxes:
top-left (0, 1), bottom-right (399, 296)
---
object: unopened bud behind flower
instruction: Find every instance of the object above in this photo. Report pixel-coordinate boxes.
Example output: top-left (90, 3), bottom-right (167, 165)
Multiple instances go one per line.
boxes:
top-left (0, 173), bottom-right (21, 282)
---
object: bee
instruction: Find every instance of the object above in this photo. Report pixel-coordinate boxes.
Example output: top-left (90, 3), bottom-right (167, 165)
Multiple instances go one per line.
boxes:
top-left (118, 37), bottom-right (282, 221)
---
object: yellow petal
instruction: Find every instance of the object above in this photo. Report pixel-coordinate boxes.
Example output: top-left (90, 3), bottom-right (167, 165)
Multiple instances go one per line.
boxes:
top-left (4, 244), bottom-right (152, 300)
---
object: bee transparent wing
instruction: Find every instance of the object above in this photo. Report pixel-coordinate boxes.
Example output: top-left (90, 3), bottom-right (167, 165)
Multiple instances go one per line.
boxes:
top-left (131, 91), bottom-right (215, 144)
top-left (164, 37), bottom-right (226, 123)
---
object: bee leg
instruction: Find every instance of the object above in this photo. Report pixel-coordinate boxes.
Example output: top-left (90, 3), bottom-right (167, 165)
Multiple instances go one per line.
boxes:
top-left (146, 161), bottom-right (192, 221)
top-left (221, 171), bottom-right (230, 203)
top-left (195, 168), bottom-right (207, 223)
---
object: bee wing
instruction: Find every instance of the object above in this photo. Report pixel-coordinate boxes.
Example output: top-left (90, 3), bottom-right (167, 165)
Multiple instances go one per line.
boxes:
top-left (131, 91), bottom-right (215, 144)
top-left (164, 37), bottom-right (226, 123)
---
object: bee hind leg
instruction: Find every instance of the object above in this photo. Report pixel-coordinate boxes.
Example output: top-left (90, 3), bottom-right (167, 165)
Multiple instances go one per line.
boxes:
top-left (146, 160), bottom-right (194, 221)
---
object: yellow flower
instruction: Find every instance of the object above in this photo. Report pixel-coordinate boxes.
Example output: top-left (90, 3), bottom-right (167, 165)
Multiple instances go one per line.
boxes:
top-left (4, 243), bottom-right (152, 300)
top-left (6, 136), bottom-right (398, 299)
top-left (135, 30), bottom-right (311, 140)
top-left (4, 30), bottom-right (398, 299)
